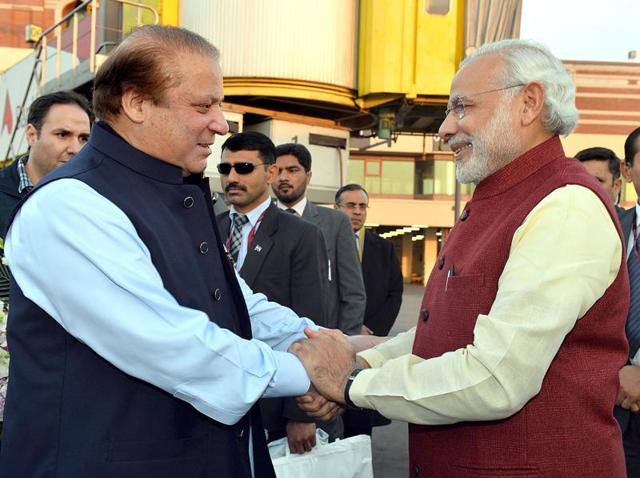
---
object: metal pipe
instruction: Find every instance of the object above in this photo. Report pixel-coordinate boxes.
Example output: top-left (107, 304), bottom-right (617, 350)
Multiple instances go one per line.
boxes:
top-left (72, 14), bottom-right (78, 69)
top-left (33, 0), bottom-right (92, 50)
top-left (55, 26), bottom-right (61, 83)
top-left (89, 0), bottom-right (97, 73)
top-left (41, 36), bottom-right (47, 87)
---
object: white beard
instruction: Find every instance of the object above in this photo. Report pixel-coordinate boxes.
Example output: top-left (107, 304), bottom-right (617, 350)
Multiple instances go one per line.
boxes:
top-left (454, 102), bottom-right (522, 184)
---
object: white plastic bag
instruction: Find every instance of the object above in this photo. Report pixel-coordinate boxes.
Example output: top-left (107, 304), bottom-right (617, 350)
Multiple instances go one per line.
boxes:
top-left (268, 430), bottom-right (373, 478)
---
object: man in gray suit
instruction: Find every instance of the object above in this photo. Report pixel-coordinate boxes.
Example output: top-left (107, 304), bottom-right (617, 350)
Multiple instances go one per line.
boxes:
top-left (216, 132), bottom-right (339, 453)
top-left (273, 143), bottom-right (365, 335)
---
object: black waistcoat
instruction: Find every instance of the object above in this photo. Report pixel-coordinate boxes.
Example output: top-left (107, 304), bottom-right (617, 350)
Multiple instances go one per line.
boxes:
top-left (0, 122), bottom-right (275, 478)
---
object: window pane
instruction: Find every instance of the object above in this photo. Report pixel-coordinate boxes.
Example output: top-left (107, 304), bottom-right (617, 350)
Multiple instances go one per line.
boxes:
top-left (347, 159), bottom-right (365, 185)
top-left (366, 160), bottom-right (381, 176)
top-left (364, 176), bottom-right (381, 194)
top-left (381, 161), bottom-right (414, 195)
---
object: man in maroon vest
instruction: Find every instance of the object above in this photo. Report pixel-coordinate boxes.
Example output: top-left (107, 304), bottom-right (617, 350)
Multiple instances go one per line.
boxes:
top-left (292, 39), bottom-right (629, 477)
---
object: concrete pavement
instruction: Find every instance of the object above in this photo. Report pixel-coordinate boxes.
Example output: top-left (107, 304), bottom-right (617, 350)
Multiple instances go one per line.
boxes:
top-left (370, 284), bottom-right (424, 477)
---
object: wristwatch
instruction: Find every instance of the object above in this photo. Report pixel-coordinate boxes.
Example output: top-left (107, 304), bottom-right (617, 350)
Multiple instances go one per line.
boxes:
top-left (344, 368), bottom-right (364, 409)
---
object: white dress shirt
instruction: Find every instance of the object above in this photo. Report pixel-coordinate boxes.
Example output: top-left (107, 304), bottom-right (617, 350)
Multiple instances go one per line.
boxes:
top-left (228, 196), bottom-right (272, 270)
top-left (6, 179), bottom-right (315, 427)
top-left (276, 196), bottom-right (307, 216)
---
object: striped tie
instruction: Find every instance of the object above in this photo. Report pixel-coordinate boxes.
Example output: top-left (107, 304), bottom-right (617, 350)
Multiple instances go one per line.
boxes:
top-left (627, 242), bottom-right (640, 357)
top-left (229, 213), bottom-right (249, 263)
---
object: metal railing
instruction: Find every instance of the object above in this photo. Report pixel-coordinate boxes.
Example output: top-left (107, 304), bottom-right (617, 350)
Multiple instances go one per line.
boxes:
top-left (4, 0), bottom-right (159, 162)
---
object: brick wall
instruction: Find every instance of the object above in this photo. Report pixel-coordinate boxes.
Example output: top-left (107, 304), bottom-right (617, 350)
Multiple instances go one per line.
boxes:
top-left (0, 1), bottom-right (57, 48)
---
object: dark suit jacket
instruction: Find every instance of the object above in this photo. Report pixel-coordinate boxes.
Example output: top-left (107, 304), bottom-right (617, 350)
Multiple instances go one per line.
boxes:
top-left (0, 158), bottom-right (26, 303)
top-left (217, 202), bottom-right (327, 436)
top-left (361, 230), bottom-right (403, 336)
top-left (302, 201), bottom-right (365, 334)
top-left (616, 206), bottom-right (635, 433)
top-left (0, 158), bottom-right (24, 239)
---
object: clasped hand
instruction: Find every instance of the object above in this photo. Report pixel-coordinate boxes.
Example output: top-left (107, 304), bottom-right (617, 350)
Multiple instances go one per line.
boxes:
top-left (617, 364), bottom-right (640, 413)
top-left (288, 328), bottom-right (357, 420)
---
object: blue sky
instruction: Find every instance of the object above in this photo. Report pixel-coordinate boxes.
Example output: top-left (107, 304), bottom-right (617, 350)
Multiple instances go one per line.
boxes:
top-left (520, 0), bottom-right (639, 62)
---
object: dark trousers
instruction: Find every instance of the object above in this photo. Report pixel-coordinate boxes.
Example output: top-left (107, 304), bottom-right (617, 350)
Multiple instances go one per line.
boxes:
top-left (623, 413), bottom-right (640, 477)
top-left (343, 410), bottom-right (391, 438)
top-left (616, 405), bottom-right (640, 477)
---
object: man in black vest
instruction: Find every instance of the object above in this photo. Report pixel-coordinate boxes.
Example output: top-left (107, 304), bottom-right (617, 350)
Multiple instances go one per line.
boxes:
top-left (0, 25), bottom-right (323, 478)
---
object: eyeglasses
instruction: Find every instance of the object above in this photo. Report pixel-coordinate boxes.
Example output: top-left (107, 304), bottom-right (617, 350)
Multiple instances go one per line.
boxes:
top-left (444, 83), bottom-right (525, 120)
top-left (217, 162), bottom-right (266, 175)
top-left (338, 202), bottom-right (368, 211)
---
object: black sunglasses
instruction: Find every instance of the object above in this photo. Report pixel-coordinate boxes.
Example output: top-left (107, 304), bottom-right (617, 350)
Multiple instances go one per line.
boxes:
top-left (217, 162), bottom-right (266, 175)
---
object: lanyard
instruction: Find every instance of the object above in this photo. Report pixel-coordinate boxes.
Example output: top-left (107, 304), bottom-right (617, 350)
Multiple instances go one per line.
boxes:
top-left (226, 209), bottom-right (268, 253)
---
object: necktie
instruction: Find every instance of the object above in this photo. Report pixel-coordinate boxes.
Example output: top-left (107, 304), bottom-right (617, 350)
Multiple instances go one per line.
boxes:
top-left (286, 208), bottom-right (298, 216)
top-left (229, 213), bottom-right (249, 262)
top-left (627, 228), bottom-right (640, 357)
top-left (355, 231), bottom-right (363, 262)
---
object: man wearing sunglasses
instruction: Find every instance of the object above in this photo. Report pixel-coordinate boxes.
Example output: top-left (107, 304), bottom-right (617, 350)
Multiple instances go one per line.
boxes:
top-left (216, 131), bottom-right (339, 454)
top-left (293, 39), bottom-right (628, 477)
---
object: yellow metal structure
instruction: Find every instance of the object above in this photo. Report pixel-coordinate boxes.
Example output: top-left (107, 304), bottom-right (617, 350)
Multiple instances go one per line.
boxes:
top-left (223, 78), bottom-right (357, 108)
top-left (358, 0), bottom-right (465, 102)
top-left (159, 0), bottom-right (179, 25)
top-left (120, 0), bottom-right (179, 30)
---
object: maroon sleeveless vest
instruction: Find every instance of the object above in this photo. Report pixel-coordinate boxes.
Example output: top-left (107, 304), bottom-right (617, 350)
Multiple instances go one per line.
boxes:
top-left (409, 136), bottom-right (628, 477)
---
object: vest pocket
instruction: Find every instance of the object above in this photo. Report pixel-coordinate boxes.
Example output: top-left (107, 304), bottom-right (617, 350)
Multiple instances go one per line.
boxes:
top-left (450, 463), bottom-right (543, 477)
top-left (445, 272), bottom-right (485, 291)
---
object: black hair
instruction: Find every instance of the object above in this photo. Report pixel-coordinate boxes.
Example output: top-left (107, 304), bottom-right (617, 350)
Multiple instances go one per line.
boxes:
top-left (574, 147), bottom-right (620, 180)
top-left (335, 183), bottom-right (369, 204)
top-left (624, 127), bottom-right (640, 166)
top-left (28, 90), bottom-right (93, 134)
top-left (275, 143), bottom-right (312, 172)
top-left (221, 131), bottom-right (276, 164)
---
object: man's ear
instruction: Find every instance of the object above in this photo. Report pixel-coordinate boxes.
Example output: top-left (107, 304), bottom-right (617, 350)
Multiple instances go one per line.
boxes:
top-left (520, 81), bottom-right (545, 127)
top-left (266, 163), bottom-right (278, 184)
top-left (26, 123), bottom-right (38, 146)
top-left (120, 88), bottom-right (147, 124)
top-left (614, 177), bottom-right (623, 196)
top-left (622, 162), bottom-right (633, 182)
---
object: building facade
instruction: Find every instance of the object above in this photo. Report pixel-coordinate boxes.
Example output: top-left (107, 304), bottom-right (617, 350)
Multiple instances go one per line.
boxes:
top-left (1, 0), bottom-right (638, 283)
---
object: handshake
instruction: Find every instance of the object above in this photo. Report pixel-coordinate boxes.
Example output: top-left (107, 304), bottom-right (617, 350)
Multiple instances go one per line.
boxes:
top-left (288, 328), bottom-right (385, 421)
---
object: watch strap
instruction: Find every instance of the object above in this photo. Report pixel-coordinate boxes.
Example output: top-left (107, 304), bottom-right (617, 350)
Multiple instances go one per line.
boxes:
top-left (344, 368), bottom-right (364, 409)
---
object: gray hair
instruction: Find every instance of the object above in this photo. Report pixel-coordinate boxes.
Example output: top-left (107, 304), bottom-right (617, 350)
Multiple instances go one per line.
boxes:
top-left (462, 39), bottom-right (579, 136)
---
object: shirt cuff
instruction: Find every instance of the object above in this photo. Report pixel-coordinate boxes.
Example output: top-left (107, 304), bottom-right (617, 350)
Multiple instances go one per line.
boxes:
top-left (347, 367), bottom-right (377, 409)
top-left (631, 351), bottom-right (640, 367)
top-left (262, 351), bottom-right (310, 398)
top-left (270, 320), bottom-right (320, 353)
top-left (357, 348), bottom-right (387, 369)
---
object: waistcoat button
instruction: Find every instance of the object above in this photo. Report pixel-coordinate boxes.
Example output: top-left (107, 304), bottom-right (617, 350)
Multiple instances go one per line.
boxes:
top-left (438, 257), bottom-right (445, 270)
top-left (421, 308), bottom-right (429, 322)
top-left (183, 196), bottom-right (194, 208)
top-left (460, 209), bottom-right (469, 221)
top-left (414, 464), bottom-right (420, 476)
top-left (213, 288), bottom-right (222, 301)
top-left (199, 241), bottom-right (209, 254)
